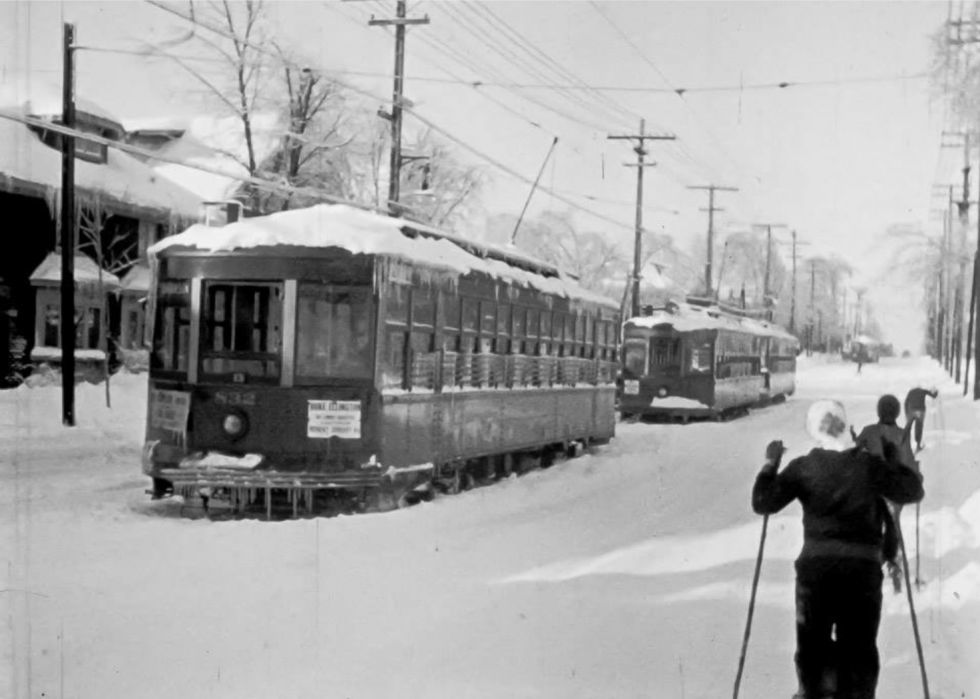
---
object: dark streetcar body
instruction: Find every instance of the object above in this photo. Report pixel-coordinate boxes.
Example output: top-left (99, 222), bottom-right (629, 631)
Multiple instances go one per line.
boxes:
top-left (618, 301), bottom-right (799, 421)
top-left (141, 206), bottom-right (621, 518)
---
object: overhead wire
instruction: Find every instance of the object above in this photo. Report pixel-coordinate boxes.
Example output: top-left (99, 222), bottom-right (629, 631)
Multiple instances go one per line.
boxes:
top-left (463, 0), bottom-right (642, 130)
top-left (70, 45), bottom-right (930, 93)
top-left (339, 0), bottom-right (695, 226)
top-left (328, 0), bottom-right (640, 216)
top-left (587, 1), bottom-right (763, 224)
top-left (444, 1), bottom-right (635, 131)
top-left (141, 0), bottom-right (650, 233)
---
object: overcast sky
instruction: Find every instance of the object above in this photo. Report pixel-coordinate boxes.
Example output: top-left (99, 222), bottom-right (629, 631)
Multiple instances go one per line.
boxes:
top-left (1, 1), bottom-right (965, 352)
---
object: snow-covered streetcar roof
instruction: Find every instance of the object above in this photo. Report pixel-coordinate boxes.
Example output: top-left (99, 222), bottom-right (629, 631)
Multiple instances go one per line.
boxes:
top-left (149, 204), bottom-right (619, 309)
top-left (625, 302), bottom-right (797, 341)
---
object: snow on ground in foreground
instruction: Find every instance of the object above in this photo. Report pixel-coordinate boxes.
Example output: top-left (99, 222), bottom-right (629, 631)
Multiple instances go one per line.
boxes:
top-left (2, 356), bottom-right (979, 699)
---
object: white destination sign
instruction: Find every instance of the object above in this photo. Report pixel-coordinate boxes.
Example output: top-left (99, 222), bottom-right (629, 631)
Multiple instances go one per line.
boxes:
top-left (150, 389), bottom-right (191, 432)
top-left (308, 400), bottom-right (362, 439)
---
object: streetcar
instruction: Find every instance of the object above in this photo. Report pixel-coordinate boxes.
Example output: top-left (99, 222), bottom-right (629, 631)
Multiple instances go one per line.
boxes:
top-left (140, 204), bottom-right (621, 518)
top-left (618, 298), bottom-right (799, 421)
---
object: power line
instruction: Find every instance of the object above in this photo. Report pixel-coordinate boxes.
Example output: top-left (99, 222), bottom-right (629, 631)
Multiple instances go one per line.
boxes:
top-left (588, 1), bottom-right (759, 212)
top-left (72, 44), bottom-right (928, 93)
top-left (461, 0), bottom-right (640, 129)
top-left (0, 107), bottom-right (383, 211)
top-left (140, 0), bottom-right (651, 233)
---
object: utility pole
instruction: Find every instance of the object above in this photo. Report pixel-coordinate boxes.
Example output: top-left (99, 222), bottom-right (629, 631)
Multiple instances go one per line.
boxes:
top-left (809, 259), bottom-right (817, 355)
top-left (946, 185), bottom-right (956, 372)
top-left (956, 134), bottom-right (971, 385)
top-left (943, 18), bottom-right (980, 398)
top-left (608, 119), bottom-right (676, 317)
top-left (941, 130), bottom-right (975, 383)
top-left (687, 184), bottom-right (738, 298)
top-left (788, 231), bottom-right (810, 335)
top-left (751, 223), bottom-right (787, 321)
top-left (61, 22), bottom-right (76, 427)
top-left (370, 0), bottom-right (429, 216)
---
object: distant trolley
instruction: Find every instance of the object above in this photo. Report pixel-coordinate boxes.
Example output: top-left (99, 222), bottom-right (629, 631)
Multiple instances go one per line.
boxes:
top-left (618, 299), bottom-right (800, 421)
top-left (141, 205), bottom-right (622, 518)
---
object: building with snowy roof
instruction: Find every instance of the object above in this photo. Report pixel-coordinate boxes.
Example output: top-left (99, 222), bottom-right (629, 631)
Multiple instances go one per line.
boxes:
top-left (125, 112), bottom-right (283, 225)
top-left (0, 80), bottom-right (206, 382)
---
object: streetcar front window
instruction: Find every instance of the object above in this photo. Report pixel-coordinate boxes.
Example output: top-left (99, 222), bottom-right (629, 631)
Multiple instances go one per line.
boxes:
top-left (201, 282), bottom-right (282, 381)
top-left (296, 283), bottom-right (373, 380)
top-left (623, 337), bottom-right (648, 376)
top-left (151, 280), bottom-right (190, 375)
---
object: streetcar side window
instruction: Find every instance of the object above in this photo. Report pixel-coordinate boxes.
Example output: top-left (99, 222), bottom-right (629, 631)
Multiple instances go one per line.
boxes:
top-left (151, 280), bottom-right (190, 375)
top-left (201, 282), bottom-right (282, 381)
top-left (538, 310), bottom-right (552, 356)
top-left (688, 341), bottom-right (713, 374)
top-left (496, 303), bottom-right (511, 354)
top-left (296, 284), bottom-right (373, 381)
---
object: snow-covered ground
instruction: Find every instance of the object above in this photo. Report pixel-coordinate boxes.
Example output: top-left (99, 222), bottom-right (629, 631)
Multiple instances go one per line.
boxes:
top-left (2, 356), bottom-right (978, 699)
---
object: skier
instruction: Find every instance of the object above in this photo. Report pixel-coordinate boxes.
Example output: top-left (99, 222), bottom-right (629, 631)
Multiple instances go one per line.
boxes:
top-left (752, 401), bottom-right (924, 699)
top-left (851, 394), bottom-right (917, 594)
top-left (904, 386), bottom-right (939, 452)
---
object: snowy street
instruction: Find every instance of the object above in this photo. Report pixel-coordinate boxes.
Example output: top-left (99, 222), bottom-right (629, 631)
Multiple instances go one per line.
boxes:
top-left (2, 356), bottom-right (979, 699)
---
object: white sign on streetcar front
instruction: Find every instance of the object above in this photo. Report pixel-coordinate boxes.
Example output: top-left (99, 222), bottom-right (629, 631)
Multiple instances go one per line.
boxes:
top-left (307, 400), bottom-right (362, 439)
top-left (150, 389), bottom-right (191, 432)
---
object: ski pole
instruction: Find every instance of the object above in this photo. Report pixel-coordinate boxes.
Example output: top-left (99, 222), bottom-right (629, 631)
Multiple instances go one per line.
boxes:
top-left (915, 502), bottom-right (922, 589)
top-left (895, 509), bottom-right (930, 699)
top-left (733, 514), bottom-right (768, 699)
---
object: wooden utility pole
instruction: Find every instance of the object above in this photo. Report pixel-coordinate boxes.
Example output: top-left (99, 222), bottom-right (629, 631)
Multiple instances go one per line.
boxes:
top-left (808, 259), bottom-right (817, 355)
top-left (688, 184), bottom-right (738, 298)
top-left (788, 231), bottom-right (810, 335)
top-left (752, 223), bottom-right (787, 321)
top-left (608, 119), bottom-right (675, 317)
top-left (370, 0), bottom-right (429, 216)
top-left (946, 186), bottom-right (956, 372)
top-left (61, 22), bottom-right (76, 427)
top-left (943, 18), bottom-right (980, 399)
top-left (956, 136), bottom-right (971, 384)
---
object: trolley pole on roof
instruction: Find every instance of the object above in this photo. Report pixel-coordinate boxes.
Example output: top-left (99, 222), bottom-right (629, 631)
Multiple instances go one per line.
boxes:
top-left (687, 184), bottom-right (738, 299)
top-left (370, 0), bottom-right (429, 217)
top-left (608, 119), bottom-right (675, 317)
top-left (60, 22), bottom-right (77, 427)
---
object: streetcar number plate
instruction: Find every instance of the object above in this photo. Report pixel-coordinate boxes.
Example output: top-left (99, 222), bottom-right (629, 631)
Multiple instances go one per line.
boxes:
top-left (624, 380), bottom-right (640, 395)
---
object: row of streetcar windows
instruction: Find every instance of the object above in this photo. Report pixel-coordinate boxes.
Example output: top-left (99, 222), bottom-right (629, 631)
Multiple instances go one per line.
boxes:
top-left (382, 282), bottom-right (620, 390)
top-left (622, 330), bottom-right (798, 379)
top-left (150, 278), bottom-right (619, 387)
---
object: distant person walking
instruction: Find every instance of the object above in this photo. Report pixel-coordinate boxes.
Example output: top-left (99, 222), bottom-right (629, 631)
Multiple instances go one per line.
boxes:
top-left (904, 387), bottom-right (939, 452)
top-left (752, 401), bottom-right (924, 699)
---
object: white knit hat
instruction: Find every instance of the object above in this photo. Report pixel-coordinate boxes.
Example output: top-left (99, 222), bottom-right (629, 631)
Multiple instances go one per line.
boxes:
top-left (806, 399), bottom-right (849, 451)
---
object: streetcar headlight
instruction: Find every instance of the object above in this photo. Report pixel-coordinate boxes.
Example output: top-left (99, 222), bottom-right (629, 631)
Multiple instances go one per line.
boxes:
top-left (222, 412), bottom-right (248, 440)
top-left (657, 387), bottom-right (668, 398)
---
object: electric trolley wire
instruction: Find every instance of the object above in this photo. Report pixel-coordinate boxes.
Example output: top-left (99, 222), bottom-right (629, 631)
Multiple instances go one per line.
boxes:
top-left (0, 108), bottom-right (383, 212)
top-left (71, 44), bottom-right (930, 94)
top-left (453, 0), bottom-right (639, 130)
top-left (140, 0), bottom-right (658, 233)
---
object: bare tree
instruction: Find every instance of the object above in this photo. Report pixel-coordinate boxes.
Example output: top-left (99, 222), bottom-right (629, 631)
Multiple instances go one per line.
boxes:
top-left (149, 0), bottom-right (354, 214)
top-left (77, 202), bottom-right (139, 407)
top-left (397, 128), bottom-right (488, 229)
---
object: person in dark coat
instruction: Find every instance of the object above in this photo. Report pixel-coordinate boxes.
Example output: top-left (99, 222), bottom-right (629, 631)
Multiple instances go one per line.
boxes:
top-left (753, 412), bottom-right (924, 699)
top-left (852, 394), bottom-right (917, 593)
top-left (904, 387), bottom-right (938, 452)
